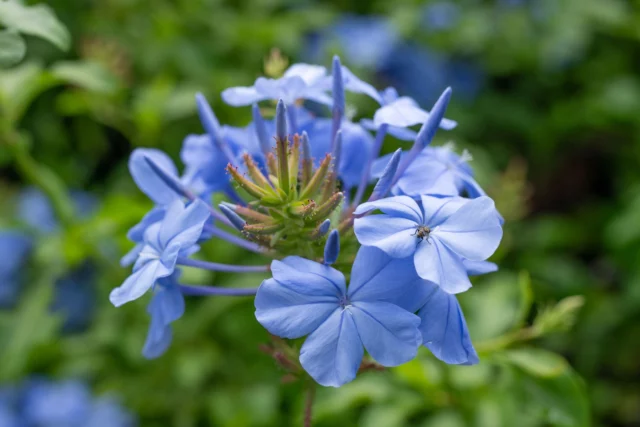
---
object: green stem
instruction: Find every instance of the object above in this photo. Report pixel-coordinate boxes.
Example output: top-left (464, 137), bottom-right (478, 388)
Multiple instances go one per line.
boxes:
top-left (303, 382), bottom-right (316, 427)
top-left (475, 326), bottom-right (543, 354)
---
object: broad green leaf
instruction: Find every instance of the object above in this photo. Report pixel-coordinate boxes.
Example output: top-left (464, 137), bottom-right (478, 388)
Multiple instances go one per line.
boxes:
top-left (0, 1), bottom-right (70, 51)
top-left (51, 60), bottom-right (119, 94)
top-left (0, 29), bottom-right (25, 67)
top-left (502, 348), bottom-right (569, 378)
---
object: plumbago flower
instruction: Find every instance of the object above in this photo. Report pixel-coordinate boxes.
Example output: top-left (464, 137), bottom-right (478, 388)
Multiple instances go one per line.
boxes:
top-left (354, 195), bottom-right (503, 293)
top-left (113, 53), bottom-right (506, 418)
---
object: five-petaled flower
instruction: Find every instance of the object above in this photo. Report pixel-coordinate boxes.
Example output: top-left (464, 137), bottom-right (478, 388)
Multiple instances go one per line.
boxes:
top-left (110, 199), bottom-right (210, 307)
top-left (255, 255), bottom-right (422, 387)
top-left (354, 195), bottom-right (503, 294)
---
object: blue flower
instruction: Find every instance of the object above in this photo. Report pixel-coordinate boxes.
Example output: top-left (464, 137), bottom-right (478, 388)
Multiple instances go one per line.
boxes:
top-left (422, 2), bottom-right (461, 31)
top-left (370, 88), bottom-right (458, 130)
top-left (85, 396), bottom-right (137, 427)
top-left (17, 187), bottom-right (98, 234)
top-left (373, 144), bottom-right (487, 199)
top-left (0, 231), bottom-right (32, 308)
top-left (9, 378), bottom-right (136, 427)
top-left (221, 63), bottom-right (332, 106)
top-left (142, 272), bottom-right (185, 359)
top-left (330, 15), bottom-right (399, 69)
top-left (301, 119), bottom-right (374, 189)
top-left (255, 255), bottom-right (422, 387)
top-left (51, 262), bottom-right (97, 333)
top-left (354, 247), bottom-right (479, 365)
top-left (22, 379), bottom-right (92, 427)
top-left (110, 199), bottom-right (210, 306)
top-left (354, 195), bottom-right (503, 293)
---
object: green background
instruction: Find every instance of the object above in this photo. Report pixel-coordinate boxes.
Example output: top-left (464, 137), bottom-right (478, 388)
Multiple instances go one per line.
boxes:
top-left (1, 0), bottom-right (639, 426)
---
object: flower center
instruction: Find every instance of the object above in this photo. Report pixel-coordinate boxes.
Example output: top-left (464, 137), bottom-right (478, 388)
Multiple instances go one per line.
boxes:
top-left (339, 295), bottom-right (351, 309)
top-left (412, 225), bottom-right (431, 242)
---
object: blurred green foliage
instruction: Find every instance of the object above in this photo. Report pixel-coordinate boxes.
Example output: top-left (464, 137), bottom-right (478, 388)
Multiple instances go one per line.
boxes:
top-left (1, 0), bottom-right (640, 426)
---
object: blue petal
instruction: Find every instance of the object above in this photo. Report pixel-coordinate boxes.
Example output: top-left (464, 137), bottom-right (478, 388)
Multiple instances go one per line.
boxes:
top-left (414, 238), bottom-right (471, 294)
top-left (348, 246), bottom-right (434, 312)
top-left (420, 195), bottom-right (469, 227)
top-left (299, 308), bottom-right (363, 387)
top-left (373, 97), bottom-right (428, 128)
top-left (418, 288), bottom-right (478, 365)
top-left (395, 153), bottom-right (460, 198)
top-left (158, 200), bottom-right (210, 250)
top-left (339, 66), bottom-right (382, 104)
top-left (255, 278), bottom-right (339, 339)
top-left (353, 215), bottom-right (418, 258)
top-left (142, 322), bottom-right (173, 359)
top-left (129, 148), bottom-right (180, 205)
top-left (109, 260), bottom-right (172, 306)
top-left (354, 195), bottom-right (423, 222)
top-left (126, 206), bottom-right (166, 243)
top-left (360, 119), bottom-right (417, 141)
top-left (351, 301), bottom-right (421, 366)
top-left (283, 63), bottom-right (327, 85)
top-left (142, 283), bottom-right (184, 359)
top-left (272, 257), bottom-right (346, 296)
top-left (463, 259), bottom-right (498, 276)
top-left (221, 86), bottom-right (267, 106)
top-left (434, 196), bottom-right (503, 261)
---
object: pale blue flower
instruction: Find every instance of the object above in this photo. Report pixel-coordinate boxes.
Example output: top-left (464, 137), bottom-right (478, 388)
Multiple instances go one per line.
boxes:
top-left (354, 195), bottom-right (503, 293)
top-left (222, 63), bottom-right (332, 106)
top-left (255, 254), bottom-right (422, 387)
top-left (373, 144), bottom-right (487, 199)
top-left (354, 247), bottom-right (479, 365)
top-left (110, 199), bottom-right (210, 307)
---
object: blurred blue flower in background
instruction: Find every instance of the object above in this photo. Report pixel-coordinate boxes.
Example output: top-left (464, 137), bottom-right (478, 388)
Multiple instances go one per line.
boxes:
top-left (17, 187), bottom-right (98, 234)
top-left (1, 188), bottom-right (99, 333)
top-left (422, 1), bottom-right (461, 31)
top-left (0, 378), bottom-right (135, 427)
top-left (0, 231), bottom-right (32, 308)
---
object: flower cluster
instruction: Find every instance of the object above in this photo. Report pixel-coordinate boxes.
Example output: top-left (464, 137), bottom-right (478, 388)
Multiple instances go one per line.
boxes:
top-left (0, 377), bottom-right (136, 427)
top-left (113, 55), bottom-right (503, 387)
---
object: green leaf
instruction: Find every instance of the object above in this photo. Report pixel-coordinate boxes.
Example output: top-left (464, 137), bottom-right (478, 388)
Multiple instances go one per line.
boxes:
top-left (51, 60), bottom-right (119, 94)
top-left (0, 29), bottom-right (26, 67)
top-left (0, 1), bottom-right (70, 51)
top-left (0, 277), bottom-right (61, 380)
top-left (502, 348), bottom-right (569, 378)
top-left (518, 368), bottom-right (591, 427)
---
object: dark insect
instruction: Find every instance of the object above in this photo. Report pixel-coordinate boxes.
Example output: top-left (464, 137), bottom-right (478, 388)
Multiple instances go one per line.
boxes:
top-left (412, 225), bottom-right (431, 242)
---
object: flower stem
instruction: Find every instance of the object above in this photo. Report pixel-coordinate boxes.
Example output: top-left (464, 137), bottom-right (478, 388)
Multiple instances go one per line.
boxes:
top-left (179, 284), bottom-right (257, 296)
top-left (304, 382), bottom-right (316, 427)
top-left (177, 257), bottom-right (269, 273)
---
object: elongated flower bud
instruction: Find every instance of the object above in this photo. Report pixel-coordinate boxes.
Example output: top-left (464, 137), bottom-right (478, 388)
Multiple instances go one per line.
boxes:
top-left (312, 192), bottom-right (344, 221)
top-left (323, 229), bottom-right (340, 265)
top-left (196, 93), bottom-right (236, 165)
top-left (252, 103), bottom-right (271, 157)
top-left (301, 131), bottom-right (313, 187)
top-left (227, 164), bottom-right (269, 199)
top-left (219, 204), bottom-right (246, 231)
top-left (393, 87), bottom-right (452, 185)
top-left (369, 148), bottom-right (402, 202)
top-left (300, 154), bottom-right (331, 200)
top-left (310, 219), bottom-right (331, 240)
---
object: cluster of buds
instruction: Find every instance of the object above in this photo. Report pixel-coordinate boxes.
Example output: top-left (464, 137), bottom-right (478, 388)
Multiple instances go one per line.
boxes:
top-left (224, 101), bottom-right (344, 259)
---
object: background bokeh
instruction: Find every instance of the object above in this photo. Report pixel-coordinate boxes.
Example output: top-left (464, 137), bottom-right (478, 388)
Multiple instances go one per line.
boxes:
top-left (1, 0), bottom-right (639, 426)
